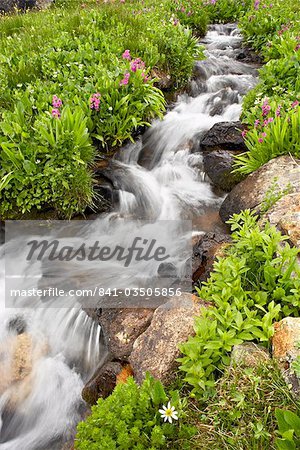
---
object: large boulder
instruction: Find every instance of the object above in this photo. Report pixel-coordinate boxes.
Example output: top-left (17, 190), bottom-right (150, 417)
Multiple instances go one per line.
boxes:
top-left (220, 156), bottom-right (300, 222)
top-left (203, 149), bottom-right (245, 192)
top-left (200, 121), bottom-right (248, 153)
top-left (192, 231), bottom-right (231, 283)
top-left (129, 294), bottom-right (208, 384)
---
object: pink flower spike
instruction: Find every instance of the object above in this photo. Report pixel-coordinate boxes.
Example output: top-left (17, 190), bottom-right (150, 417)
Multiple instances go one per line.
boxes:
top-left (258, 138), bottom-right (264, 143)
top-left (120, 72), bottom-right (130, 86)
top-left (261, 132), bottom-right (267, 137)
top-left (241, 130), bottom-right (247, 138)
top-left (291, 100), bottom-right (299, 108)
top-left (276, 105), bottom-right (281, 117)
top-left (122, 49), bottom-right (131, 60)
top-left (52, 95), bottom-right (62, 108)
top-left (254, 119), bottom-right (260, 128)
top-left (52, 108), bottom-right (61, 118)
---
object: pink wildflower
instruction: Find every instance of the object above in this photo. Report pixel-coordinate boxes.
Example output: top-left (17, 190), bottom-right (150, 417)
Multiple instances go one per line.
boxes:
top-left (295, 44), bottom-right (300, 51)
top-left (276, 105), bottom-right (281, 117)
top-left (52, 95), bottom-right (62, 108)
top-left (258, 138), bottom-right (264, 143)
top-left (241, 130), bottom-right (247, 138)
top-left (291, 100), bottom-right (299, 108)
top-left (90, 93), bottom-right (101, 111)
top-left (261, 132), bottom-right (267, 137)
top-left (120, 72), bottom-right (130, 86)
top-left (122, 49), bottom-right (131, 61)
top-left (254, 119), bottom-right (260, 128)
top-left (52, 108), bottom-right (61, 118)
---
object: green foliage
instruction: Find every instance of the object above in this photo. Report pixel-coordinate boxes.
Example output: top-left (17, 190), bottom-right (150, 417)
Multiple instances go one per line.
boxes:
top-left (259, 178), bottom-right (292, 215)
top-left (200, 0), bottom-right (253, 23)
top-left (0, 0), bottom-right (205, 217)
top-left (237, 0), bottom-right (300, 174)
top-left (275, 409), bottom-right (300, 450)
top-left (167, 0), bottom-right (209, 36)
top-left (235, 100), bottom-right (300, 174)
top-left (192, 363), bottom-right (300, 450)
top-left (75, 374), bottom-right (197, 450)
top-left (179, 210), bottom-right (300, 395)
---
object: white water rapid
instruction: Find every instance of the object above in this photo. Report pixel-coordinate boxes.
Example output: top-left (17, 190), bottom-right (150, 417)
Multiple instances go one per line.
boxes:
top-left (0, 24), bottom-right (258, 449)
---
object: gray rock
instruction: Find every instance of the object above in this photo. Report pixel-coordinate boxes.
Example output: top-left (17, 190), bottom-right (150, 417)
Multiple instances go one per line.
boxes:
top-left (200, 121), bottom-right (248, 153)
top-left (220, 156), bottom-right (300, 222)
top-left (231, 343), bottom-right (270, 368)
top-left (129, 294), bottom-right (208, 384)
top-left (203, 149), bottom-right (245, 192)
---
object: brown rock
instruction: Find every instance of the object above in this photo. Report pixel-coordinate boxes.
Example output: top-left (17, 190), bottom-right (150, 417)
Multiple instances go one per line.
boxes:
top-left (231, 343), bottom-right (270, 368)
top-left (99, 308), bottom-right (155, 360)
top-left (272, 317), bottom-right (300, 395)
top-left (129, 293), bottom-right (208, 384)
top-left (192, 232), bottom-right (231, 283)
top-left (261, 193), bottom-right (300, 248)
top-left (82, 361), bottom-right (123, 405)
top-left (220, 156), bottom-right (300, 222)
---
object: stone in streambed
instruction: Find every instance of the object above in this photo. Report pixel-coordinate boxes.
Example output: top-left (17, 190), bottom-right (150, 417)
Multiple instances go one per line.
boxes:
top-left (203, 149), bottom-right (245, 192)
top-left (192, 231), bottom-right (231, 283)
top-left (200, 121), bottom-right (248, 153)
top-left (220, 156), bottom-right (300, 222)
top-left (82, 361), bottom-right (123, 405)
top-left (129, 294), bottom-right (208, 384)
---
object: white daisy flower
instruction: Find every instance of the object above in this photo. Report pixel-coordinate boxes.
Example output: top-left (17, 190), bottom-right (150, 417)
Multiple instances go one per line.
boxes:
top-left (159, 401), bottom-right (178, 424)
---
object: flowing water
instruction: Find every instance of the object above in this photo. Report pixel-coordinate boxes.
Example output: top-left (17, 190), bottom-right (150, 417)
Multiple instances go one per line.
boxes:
top-left (0, 24), bottom-right (258, 449)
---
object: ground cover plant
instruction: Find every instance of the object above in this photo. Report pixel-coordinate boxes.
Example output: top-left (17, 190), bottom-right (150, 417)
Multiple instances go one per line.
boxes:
top-left (179, 210), bottom-right (300, 395)
top-left (0, 0), bottom-right (205, 218)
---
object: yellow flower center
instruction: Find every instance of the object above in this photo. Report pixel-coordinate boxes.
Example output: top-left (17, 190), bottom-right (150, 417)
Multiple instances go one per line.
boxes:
top-left (165, 408), bottom-right (173, 417)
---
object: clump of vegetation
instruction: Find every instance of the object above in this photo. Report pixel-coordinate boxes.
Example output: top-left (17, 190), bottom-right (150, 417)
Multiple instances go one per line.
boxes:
top-left (75, 374), bottom-right (197, 450)
top-left (275, 408), bottom-right (300, 450)
top-left (192, 363), bottom-right (300, 450)
top-left (179, 210), bottom-right (300, 395)
top-left (0, 0), bottom-right (205, 218)
top-left (236, 0), bottom-right (300, 174)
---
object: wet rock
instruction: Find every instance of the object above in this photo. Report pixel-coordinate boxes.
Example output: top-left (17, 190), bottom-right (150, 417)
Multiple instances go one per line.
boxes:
top-left (99, 308), bottom-right (155, 360)
top-left (235, 46), bottom-right (263, 65)
top-left (272, 317), bottom-right (300, 395)
top-left (200, 121), bottom-right (248, 153)
top-left (157, 262), bottom-right (177, 279)
top-left (129, 294), bottom-right (208, 384)
top-left (82, 361), bottom-right (123, 405)
top-left (192, 232), bottom-right (231, 283)
top-left (231, 343), bottom-right (270, 368)
top-left (220, 156), bottom-right (300, 222)
top-left (0, 0), bottom-right (37, 12)
top-left (203, 149), bottom-right (245, 192)
top-left (261, 193), bottom-right (300, 248)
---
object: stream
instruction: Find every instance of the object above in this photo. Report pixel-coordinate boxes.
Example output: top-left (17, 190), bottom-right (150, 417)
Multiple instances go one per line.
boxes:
top-left (0, 24), bottom-right (258, 449)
